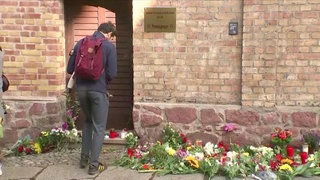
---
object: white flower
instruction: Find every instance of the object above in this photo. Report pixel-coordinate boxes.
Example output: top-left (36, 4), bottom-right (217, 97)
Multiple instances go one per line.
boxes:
top-left (194, 152), bottom-right (204, 160)
top-left (71, 128), bottom-right (78, 136)
top-left (65, 130), bottom-right (70, 136)
top-left (204, 142), bottom-right (214, 155)
top-left (226, 151), bottom-right (238, 162)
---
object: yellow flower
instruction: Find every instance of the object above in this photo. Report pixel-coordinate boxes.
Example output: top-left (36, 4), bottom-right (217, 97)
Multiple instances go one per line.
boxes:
top-left (167, 148), bottom-right (176, 156)
top-left (242, 152), bottom-right (249, 157)
top-left (41, 131), bottom-right (49, 136)
top-left (279, 164), bottom-right (293, 173)
top-left (186, 156), bottom-right (199, 169)
top-left (308, 154), bottom-right (314, 161)
top-left (34, 143), bottom-right (42, 154)
top-left (281, 158), bottom-right (293, 165)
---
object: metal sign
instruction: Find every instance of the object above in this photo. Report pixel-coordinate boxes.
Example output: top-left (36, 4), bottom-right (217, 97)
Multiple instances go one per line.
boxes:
top-left (144, 8), bottom-right (176, 32)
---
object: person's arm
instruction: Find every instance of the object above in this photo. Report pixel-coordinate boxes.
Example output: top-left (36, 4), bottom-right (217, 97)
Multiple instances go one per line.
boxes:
top-left (105, 43), bottom-right (117, 82)
top-left (66, 42), bottom-right (80, 74)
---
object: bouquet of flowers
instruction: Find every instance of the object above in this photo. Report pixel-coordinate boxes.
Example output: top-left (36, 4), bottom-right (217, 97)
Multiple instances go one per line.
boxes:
top-left (125, 132), bottom-right (138, 148)
top-left (162, 123), bottom-right (187, 149)
top-left (271, 128), bottom-right (292, 154)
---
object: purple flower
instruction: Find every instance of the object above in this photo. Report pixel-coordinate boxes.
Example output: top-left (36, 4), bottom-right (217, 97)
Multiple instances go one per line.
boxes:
top-left (177, 149), bottom-right (188, 158)
top-left (66, 109), bottom-right (73, 116)
top-left (62, 122), bottom-right (69, 130)
top-left (224, 123), bottom-right (237, 132)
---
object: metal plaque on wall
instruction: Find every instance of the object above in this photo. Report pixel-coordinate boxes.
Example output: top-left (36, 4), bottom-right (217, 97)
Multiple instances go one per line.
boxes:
top-left (144, 7), bottom-right (176, 32)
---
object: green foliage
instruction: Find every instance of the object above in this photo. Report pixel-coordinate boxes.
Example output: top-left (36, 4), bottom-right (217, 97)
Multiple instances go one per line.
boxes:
top-left (63, 92), bottom-right (80, 130)
top-left (198, 158), bottom-right (220, 179)
top-left (302, 130), bottom-right (320, 151)
top-left (125, 132), bottom-right (138, 148)
top-left (162, 124), bottom-right (185, 149)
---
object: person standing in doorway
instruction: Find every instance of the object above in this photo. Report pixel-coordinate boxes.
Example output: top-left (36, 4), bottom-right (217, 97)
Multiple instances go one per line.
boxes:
top-left (67, 22), bottom-right (117, 175)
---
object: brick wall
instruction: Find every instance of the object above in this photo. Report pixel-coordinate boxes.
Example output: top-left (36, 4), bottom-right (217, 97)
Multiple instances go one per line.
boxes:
top-left (242, 0), bottom-right (320, 107)
top-left (0, 0), bottom-right (66, 147)
top-left (132, 0), bottom-right (320, 146)
top-left (0, 0), bottom-right (319, 147)
top-left (0, 0), bottom-right (65, 97)
top-left (133, 0), bottom-right (243, 104)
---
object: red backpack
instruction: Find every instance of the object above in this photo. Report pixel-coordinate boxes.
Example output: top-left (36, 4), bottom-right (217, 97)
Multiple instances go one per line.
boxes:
top-left (74, 35), bottom-right (105, 80)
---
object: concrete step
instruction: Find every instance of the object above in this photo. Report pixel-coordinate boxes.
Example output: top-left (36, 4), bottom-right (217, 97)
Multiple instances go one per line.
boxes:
top-left (103, 137), bottom-right (126, 145)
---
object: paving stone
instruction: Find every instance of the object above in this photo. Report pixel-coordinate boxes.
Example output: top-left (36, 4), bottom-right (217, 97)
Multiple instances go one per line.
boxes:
top-left (35, 164), bottom-right (94, 180)
top-left (96, 166), bottom-right (153, 180)
top-left (1, 166), bottom-right (42, 179)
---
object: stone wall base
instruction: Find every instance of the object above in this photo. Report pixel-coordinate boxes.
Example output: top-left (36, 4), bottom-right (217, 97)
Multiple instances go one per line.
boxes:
top-left (0, 96), bottom-right (67, 148)
top-left (133, 102), bottom-right (319, 147)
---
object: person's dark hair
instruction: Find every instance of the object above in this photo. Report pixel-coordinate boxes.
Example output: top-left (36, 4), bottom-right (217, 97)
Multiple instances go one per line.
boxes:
top-left (98, 21), bottom-right (117, 36)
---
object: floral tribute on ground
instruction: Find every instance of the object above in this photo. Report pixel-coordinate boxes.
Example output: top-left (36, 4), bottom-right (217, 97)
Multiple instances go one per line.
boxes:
top-left (5, 92), bottom-right (81, 156)
top-left (117, 124), bottom-right (320, 180)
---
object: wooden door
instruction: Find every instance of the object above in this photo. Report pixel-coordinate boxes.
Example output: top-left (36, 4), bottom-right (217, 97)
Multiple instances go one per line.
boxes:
top-left (64, 0), bottom-right (133, 130)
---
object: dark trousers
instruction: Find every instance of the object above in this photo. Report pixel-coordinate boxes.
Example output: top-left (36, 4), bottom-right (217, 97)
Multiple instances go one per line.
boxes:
top-left (77, 90), bottom-right (109, 166)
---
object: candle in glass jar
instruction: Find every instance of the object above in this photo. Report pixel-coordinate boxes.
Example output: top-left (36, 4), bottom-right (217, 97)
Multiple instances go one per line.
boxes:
top-left (302, 143), bottom-right (309, 153)
top-left (286, 146), bottom-right (294, 157)
top-left (120, 131), bottom-right (127, 139)
top-left (300, 152), bottom-right (308, 164)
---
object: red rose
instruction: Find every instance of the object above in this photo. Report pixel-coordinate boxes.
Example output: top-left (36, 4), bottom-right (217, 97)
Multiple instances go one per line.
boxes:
top-left (270, 160), bottom-right (279, 171)
top-left (218, 141), bottom-right (225, 148)
top-left (180, 133), bottom-right (187, 143)
top-left (25, 147), bottom-right (32, 154)
top-left (276, 154), bottom-right (282, 161)
top-left (18, 145), bottom-right (24, 153)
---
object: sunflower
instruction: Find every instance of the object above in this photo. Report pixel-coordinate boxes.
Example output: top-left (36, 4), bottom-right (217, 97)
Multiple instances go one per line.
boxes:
top-left (281, 158), bottom-right (293, 165)
top-left (186, 155), bottom-right (199, 169)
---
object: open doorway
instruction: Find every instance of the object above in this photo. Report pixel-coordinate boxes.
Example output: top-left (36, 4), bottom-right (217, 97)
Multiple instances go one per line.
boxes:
top-left (64, 0), bottom-right (133, 130)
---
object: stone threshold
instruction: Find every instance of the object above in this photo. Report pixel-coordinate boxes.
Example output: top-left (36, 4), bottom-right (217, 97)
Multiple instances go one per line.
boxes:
top-left (78, 130), bottom-right (127, 145)
top-left (104, 137), bottom-right (126, 145)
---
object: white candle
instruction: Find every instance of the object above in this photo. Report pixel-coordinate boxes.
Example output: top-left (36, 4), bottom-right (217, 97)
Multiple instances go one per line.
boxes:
top-left (121, 131), bottom-right (127, 139)
top-left (302, 143), bottom-right (309, 153)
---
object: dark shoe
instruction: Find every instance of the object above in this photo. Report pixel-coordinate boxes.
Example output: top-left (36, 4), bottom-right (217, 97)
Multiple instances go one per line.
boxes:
top-left (80, 156), bottom-right (89, 168)
top-left (88, 162), bottom-right (106, 175)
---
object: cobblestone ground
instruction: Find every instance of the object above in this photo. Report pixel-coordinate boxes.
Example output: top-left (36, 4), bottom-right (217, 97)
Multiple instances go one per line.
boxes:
top-left (1, 144), bottom-right (126, 168)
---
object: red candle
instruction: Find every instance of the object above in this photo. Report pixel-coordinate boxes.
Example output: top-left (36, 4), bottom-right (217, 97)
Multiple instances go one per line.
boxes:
top-left (286, 146), bottom-right (294, 157)
top-left (300, 152), bottom-right (308, 164)
top-left (127, 148), bottom-right (135, 158)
